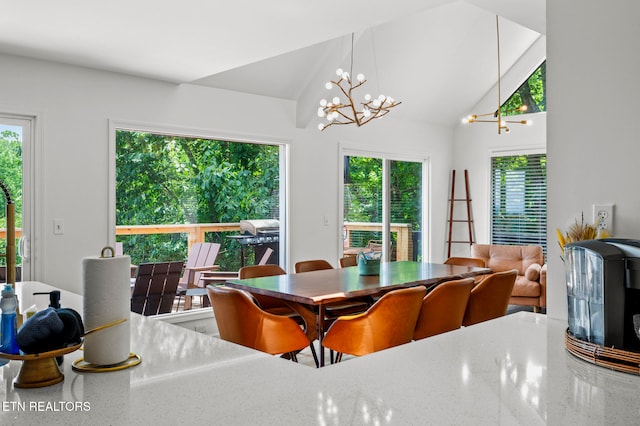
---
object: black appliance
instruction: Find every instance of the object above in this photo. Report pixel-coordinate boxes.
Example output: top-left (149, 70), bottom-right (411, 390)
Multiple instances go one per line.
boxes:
top-left (565, 238), bottom-right (640, 351)
top-left (229, 219), bottom-right (280, 266)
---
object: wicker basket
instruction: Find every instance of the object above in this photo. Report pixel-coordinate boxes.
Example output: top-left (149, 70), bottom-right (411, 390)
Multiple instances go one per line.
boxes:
top-left (565, 328), bottom-right (640, 375)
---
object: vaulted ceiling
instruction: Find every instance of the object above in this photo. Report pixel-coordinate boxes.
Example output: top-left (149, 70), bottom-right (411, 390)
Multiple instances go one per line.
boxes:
top-left (0, 0), bottom-right (545, 127)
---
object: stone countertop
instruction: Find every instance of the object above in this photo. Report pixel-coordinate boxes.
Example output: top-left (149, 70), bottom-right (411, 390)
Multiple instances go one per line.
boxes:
top-left (1, 282), bottom-right (639, 425)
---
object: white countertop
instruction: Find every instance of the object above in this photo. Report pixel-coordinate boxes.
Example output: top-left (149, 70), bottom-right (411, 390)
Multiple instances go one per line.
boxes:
top-left (1, 282), bottom-right (639, 425)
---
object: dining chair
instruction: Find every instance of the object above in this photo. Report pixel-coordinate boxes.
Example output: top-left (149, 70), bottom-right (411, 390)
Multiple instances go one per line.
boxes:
top-left (462, 269), bottom-right (518, 327)
top-left (131, 261), bottom-right (184, 316)
top-left (443, 257), bottom-right (486, 268)
top-left (176, 242), bottom-right (222, 310)
top-left (294, 259), bottom-right (333, 273)
top-left (412, 277), bottom-right (475, 340)
top-left (322, 285), bottom-right (427, 362)
top-left (339, 256), bottom-right (357, 268)
top-left (238, 264), bottom-right (319, 366)
top-left (294, 259), bottom-right (371, 317)
top-left (207, 286), bottom-right (310, 361)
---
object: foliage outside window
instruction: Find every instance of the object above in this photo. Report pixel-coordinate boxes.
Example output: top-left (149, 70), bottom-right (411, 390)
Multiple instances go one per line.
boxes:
top-left (501, 61), bottom-right (546, 115)
top-left (491, 153), bottom-right (547, 257)
top-left (0, 128), bottom-right (23, 267)
top-left (116, 131), bottom-right (279, 268)
top-left (343, 156), bottom-right (422, 260)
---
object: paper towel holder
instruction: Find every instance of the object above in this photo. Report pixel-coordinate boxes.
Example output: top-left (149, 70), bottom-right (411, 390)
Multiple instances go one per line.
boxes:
top-left (73, 318), bottom-right (141, 373)
top-left (100, 246), bottom-right (115, 258)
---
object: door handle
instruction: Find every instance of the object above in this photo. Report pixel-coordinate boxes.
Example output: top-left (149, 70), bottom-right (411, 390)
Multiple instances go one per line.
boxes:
top-left (18, 236), bottom-right (29, 261)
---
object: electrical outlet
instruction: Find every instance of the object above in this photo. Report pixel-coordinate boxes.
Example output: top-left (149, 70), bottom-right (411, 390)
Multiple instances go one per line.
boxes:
top-left (593, 204), bottom-right (614, 234)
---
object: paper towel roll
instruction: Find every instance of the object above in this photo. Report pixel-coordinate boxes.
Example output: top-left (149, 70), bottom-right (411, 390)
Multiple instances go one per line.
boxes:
top-left (82, 251), bottom-right (131, 366)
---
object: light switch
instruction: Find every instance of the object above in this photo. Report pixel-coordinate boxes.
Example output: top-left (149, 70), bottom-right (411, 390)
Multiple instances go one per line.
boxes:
top-left (54, 218), bottom-right (64, 235)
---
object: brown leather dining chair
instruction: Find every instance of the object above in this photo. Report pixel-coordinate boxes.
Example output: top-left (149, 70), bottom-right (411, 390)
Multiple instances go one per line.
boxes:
top-left (238, 264), bottom-right (294, 316)
top-left (462, 269), bottom-right (518, 326)
top-left (294, 259), bottom-right (333, 273)
top-left (322, 285), bottom-right (427, 363)
top-left (206, 286), bottom-right (310, 361)
top-left (294, 259), bottom-right (371, 317)
top-left (443, 257), bottom-right (486, 268)
top-left (413, 277), bottom-right (475, 340)
top-left (339, 256), bottom-right (357, 268)
top-left (238, 264), bottom-right (319, 366)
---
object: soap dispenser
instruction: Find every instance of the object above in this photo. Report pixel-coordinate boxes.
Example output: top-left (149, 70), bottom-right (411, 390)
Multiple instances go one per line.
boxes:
top-left (33, 290), bottom-right (61, 309)
top-left (0, 284), bottom-right (19, 355)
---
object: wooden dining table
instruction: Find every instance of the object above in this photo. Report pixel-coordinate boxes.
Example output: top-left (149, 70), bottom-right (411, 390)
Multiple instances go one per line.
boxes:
top-left (224, 261), bottom-right (490, 366)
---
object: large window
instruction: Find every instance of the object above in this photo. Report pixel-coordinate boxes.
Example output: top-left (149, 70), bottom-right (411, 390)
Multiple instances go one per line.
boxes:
top-left (491, 153), bottom-right (547, 256)
top-left (115, 129), bottom-right (283, 270)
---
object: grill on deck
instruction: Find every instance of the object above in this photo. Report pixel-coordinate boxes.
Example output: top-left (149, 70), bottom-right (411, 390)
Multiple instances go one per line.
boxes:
top-left (229, 219), bottom-right (280, 266)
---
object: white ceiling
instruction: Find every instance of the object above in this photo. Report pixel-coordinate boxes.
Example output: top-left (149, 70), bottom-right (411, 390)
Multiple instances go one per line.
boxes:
top-left (0, 0), bottom-right (545, 126)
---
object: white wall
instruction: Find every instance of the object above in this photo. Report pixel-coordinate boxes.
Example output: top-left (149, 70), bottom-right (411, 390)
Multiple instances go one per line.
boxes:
top-left (290, 117), bottom-right (453, 266)
top-left (0, 53), bottom-right (454, 294)
top-left (452, 112), bottom-right (546, 254)
top-left (452, 34), bottom-right (546, 259)
top-left (546, 0), bottom-right (640, 320)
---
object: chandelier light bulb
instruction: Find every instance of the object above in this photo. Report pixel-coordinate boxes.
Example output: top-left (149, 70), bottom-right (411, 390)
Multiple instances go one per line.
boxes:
top-left (461, 16), bottom-right (530, 135)
top-left (316, 32), bottom-right (401, 131)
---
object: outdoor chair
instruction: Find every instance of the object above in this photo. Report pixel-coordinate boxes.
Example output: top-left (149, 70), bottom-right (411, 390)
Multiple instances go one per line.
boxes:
top-left (131, 261), bottom-right (184, 316)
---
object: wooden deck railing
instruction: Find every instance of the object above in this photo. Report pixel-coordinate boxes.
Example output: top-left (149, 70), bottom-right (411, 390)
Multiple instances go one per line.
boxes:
top-left (1, 221), bottom-right (413, 261)
top-left (115, 223), bottom-right (241, 251)
top-left (343, 222), bottom-right (413, 261)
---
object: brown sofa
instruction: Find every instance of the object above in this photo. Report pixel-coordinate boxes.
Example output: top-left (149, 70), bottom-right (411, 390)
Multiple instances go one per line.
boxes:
top-left (470, 244), bottom-right (546, 312)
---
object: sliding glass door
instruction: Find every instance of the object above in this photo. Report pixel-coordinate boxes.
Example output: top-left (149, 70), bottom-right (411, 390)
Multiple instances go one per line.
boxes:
top-left (0, 115), bottom-right (34, 281)
top-left (342, 151), bottom-right (425, 262)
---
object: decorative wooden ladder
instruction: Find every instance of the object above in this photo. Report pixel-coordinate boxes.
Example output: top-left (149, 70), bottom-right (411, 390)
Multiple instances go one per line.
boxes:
top-left (446, 169), bottom-right (475, 258)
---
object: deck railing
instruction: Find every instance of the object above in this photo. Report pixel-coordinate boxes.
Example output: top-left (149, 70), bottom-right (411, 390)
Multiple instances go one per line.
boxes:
top-left (0, 221), bottom-right (413, 262)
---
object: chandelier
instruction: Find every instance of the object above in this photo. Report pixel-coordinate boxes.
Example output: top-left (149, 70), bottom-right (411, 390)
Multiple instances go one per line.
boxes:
top-left (318, 33), bottom-right (400, 131)
top-left (462, 15), bottom-right (531, 134)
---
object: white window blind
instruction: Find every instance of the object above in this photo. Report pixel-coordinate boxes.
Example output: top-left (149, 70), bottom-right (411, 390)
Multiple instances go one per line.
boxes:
top-left (491, 153), bottom-right (547, 257)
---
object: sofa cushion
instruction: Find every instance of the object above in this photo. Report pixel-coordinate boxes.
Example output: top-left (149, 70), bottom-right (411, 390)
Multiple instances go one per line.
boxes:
top-left (512, 276), bottom-right (541, 297)
top-left (525, 263), bottom-right (542, 281)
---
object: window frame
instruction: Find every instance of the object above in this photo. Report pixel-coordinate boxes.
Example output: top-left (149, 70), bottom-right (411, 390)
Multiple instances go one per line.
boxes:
top-left (108, 119), bottom-right (290, 268)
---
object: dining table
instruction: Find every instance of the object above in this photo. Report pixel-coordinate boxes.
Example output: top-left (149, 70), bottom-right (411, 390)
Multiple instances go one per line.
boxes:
top-left (224, 261), bottom-right (491, 366)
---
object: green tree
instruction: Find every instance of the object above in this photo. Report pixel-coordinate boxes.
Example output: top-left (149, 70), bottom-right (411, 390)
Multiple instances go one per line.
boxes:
top-left (116, 131), bottom-right (279, 267)
top-left (0, 129), bottom-right (23, 267)
top-left (501, 61), bottom-right (546, 115)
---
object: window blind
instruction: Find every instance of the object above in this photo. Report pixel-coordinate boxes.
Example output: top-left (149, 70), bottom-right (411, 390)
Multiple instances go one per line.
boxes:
top-left (490, 153), bottom-right (547, 257)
